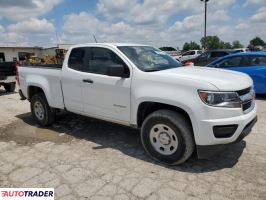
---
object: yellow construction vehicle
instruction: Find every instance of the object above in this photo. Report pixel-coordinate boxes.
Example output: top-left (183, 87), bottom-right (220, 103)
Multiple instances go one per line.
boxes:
top-left (25, 55), bottom-right (42, 65)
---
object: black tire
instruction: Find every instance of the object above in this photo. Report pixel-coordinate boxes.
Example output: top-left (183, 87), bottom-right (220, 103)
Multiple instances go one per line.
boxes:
top-left (141, 109), bottom-right (195, 165)
top-left (30, 93), bottom-right (55, 126)
top-left (4, 82), bottom-right (16, 92)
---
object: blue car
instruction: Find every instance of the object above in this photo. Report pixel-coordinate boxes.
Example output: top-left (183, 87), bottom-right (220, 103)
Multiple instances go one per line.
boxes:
top-left (207, 52), bottom-right (266, 94)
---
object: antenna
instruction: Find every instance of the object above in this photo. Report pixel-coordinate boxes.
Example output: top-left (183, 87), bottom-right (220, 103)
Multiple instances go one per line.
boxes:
top-left (55, 32), bottom-right (60, 44)
top-left (93, 34), bottom-right (98, 43)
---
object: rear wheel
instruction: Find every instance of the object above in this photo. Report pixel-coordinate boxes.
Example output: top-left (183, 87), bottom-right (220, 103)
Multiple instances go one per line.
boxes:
top-left (31, 93), bottom-right (55, 126)
top-left (141, 110), bottom-right (195, 165)
top-left (4, 82), bottom-right (16, 92)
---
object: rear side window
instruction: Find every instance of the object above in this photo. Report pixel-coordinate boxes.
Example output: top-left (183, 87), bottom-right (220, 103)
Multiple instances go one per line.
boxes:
top-left (68, 48), bottom-right (86, 71)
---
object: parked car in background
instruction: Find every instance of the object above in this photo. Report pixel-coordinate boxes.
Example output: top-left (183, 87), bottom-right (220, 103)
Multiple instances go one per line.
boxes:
top-left (234, 48), bottom-right (249, 53)
top-left (207, 52), bottom-right (266, 94)
top-left (184, 50), bottom-right (236, 66)
top-left (177, 50), bottom-right (203, 62)
top-left (0, 61), bottom-right (17, 93)
top-left (164, 51), bottom-right (182, 60)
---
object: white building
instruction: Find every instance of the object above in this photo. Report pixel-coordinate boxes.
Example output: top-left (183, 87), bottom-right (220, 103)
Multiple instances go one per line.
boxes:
top-left (0, 44), bottom-right (73, 62)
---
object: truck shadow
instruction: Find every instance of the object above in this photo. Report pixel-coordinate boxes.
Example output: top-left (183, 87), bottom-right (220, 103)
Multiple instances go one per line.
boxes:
top-left (15, 112), bottom-right (246, 173)
top-left (0, 88), bottom-right (16, 96)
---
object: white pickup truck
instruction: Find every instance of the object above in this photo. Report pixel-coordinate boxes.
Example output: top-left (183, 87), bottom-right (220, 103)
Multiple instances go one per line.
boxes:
top-left (18, 43), bottom-right (257, 165)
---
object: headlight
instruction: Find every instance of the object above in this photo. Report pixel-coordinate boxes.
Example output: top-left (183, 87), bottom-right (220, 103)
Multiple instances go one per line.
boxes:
top-left (198, 90), bottom-right (241, 108)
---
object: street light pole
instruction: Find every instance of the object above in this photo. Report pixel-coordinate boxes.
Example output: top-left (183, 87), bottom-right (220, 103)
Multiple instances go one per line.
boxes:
top-left (201, 0), bottom-right (209, 50)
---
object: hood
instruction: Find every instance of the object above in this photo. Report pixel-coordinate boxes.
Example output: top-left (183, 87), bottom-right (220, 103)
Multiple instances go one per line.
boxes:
top-left (156, 66), bottom-right (253, 91)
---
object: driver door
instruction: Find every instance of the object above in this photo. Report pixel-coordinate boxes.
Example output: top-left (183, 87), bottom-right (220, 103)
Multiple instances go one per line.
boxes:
top-left (81, 47), bottom-right (131, 124)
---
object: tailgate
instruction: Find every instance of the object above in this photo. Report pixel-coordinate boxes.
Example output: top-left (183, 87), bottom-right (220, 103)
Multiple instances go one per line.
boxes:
top-left (0, 62), bottom-right (16, 76)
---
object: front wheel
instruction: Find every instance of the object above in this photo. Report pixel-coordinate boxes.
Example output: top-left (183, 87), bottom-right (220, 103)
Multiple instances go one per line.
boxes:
top-left (30, 93), bottom-right (55, 126)
top-left (141, 110), bottom-right (195, 165)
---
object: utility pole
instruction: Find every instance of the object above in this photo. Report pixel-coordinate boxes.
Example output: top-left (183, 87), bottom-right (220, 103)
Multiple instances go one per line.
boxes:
top-left (201, 0), bottom-right (209, 50)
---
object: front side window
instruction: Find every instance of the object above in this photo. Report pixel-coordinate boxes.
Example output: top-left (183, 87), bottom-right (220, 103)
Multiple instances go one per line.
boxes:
top-left (68, 47), bottom-right (86, 71)
top-left (118, 46), bottom-right (182, 72)
top-left (86, 47), bottom-right (128, 75)
top-left (190, 51), bottom-right (195, 55)
top-left (249, 56), bottom-right (266, 66)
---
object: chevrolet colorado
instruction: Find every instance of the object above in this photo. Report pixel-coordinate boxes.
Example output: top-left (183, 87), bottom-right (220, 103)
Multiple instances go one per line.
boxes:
top-left (18, 43), bottom-right (257, 165)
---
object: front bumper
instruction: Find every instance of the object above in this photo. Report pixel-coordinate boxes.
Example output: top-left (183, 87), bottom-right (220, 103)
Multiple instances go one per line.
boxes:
top-left (197, 116), bottom-right (257, 159)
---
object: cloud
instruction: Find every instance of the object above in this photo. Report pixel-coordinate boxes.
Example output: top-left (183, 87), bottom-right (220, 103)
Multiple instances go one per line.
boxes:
top-left (97, 0), bottom-right (234, 26)
top-left (0, 32), bottom-right (29, 46)
top-left (61, 12), bottom-right (153, 44)
top-left (0, 0), bottom-right (37, 8)
top-left (0, 24), bottom-right (5, 32)
top-left (245, 0), bottom-right (266, 5)
top-left (251, 7), bottom-right (266, 22)
top-left (60, 9), bottom-right (231, 48)
top-left (236, 23), bottom-right (250, 30)
top-left (0, 0), bottom-right (63, 21)
top-left (7, 18), bottom-right (55, 34)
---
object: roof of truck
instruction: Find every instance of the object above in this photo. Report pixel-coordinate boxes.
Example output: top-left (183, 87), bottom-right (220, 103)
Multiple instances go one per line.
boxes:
top-left (72, 43), bottom-right (148, 48)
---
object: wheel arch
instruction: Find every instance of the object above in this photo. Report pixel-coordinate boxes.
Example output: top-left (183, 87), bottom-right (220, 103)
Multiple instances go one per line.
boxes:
top-left (137, 101), bottom-right (195, 133)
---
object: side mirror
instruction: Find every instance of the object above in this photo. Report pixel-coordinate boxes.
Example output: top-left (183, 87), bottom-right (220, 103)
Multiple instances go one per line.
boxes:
top-left (107, 64), bottom-right (125, 77)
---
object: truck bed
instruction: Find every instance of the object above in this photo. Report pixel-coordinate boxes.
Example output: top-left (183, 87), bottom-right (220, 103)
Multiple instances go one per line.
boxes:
top-left (18, 65), bottom-right (65, 109)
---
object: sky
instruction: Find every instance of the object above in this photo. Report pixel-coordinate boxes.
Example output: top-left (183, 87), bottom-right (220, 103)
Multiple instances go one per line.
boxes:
top-left (0, 0), bottom-right (265, 48)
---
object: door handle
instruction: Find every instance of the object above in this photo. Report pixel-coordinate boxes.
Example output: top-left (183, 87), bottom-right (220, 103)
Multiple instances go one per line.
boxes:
top-left (83, 79), bottom-right (94, 84)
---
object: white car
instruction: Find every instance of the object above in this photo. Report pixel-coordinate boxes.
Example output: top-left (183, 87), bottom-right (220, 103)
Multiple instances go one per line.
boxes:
top-left (18, 43), bottom-right (257, 165)
top-left (177, 50), bottom-right (203, 62)
top-left (234, 48), bottom-right (249, 53)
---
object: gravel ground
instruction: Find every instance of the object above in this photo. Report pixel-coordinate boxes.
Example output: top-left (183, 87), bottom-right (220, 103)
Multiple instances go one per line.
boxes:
top-left (0, 88), bottom-right (266, 200)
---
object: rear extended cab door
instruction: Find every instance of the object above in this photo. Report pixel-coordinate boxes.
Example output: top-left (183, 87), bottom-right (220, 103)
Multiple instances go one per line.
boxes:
top-left (61, 47), bottom-right (87, 113)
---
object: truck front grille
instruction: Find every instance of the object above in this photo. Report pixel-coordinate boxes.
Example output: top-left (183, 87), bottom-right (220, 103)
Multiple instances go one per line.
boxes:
top-left (236, 87), bottom-right (254, 113)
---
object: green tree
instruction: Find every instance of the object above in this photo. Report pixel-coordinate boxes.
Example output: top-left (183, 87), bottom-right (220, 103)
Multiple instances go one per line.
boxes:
top-left (232, 40), bottom-right (244, 48)
top-left (159, 47), bottom-right (176, 51)
top-left (200, 36), bottom-right (221, 50)
top-left (182, 41), bottom-right (201, 51)
top-left (250, 36), bottom-right (265, 46)
top-left (220, 41), bottom-right (232, 49)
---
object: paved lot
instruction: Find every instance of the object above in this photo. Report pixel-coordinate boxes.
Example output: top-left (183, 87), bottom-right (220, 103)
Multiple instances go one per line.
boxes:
top-left (0, 88), bottom-right (266, 200)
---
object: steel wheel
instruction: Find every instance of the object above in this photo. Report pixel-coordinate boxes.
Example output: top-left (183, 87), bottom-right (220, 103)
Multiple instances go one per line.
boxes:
top-left (149, 124), bottom-right (178, 155)
top-left (34, 101), bottom-right (45, 121)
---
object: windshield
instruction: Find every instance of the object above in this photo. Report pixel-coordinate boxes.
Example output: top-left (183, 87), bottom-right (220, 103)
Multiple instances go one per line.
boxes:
top-left (118, 46), bottom-right (182, 72)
